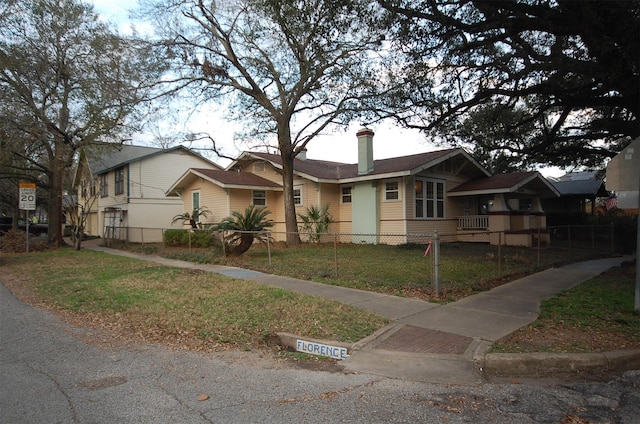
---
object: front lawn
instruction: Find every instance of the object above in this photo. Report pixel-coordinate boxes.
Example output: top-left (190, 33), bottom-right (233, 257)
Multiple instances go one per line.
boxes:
top-left (0, 249), bottom-right (388, 352)
top-left (122, 240), bottom-right (607, 302)
top-left (492, 263), bottom-right (640, 353)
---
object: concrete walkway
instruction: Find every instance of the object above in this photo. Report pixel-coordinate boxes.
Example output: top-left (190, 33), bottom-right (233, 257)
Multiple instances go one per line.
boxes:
top-left (83, 241), bottom-right (637, 385)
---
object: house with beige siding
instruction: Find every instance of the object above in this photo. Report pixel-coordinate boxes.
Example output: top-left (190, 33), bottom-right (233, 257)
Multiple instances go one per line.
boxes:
top-left (72, 143), bottom-right (221, 242)
top-left (167, 129), bottom-right (559, 246)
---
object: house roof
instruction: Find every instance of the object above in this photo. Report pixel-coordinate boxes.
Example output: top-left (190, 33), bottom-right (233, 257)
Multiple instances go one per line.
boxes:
top-left (73, 143), bottom-right (221, 186)
top-left (166, 168), bottom-right (282, 196)
top-left (230, 148), bottom-right (490, 182)
top-left (86, 144), bottom-right (165, 174)
top-left (548, 171), bottom-right (607, 197)
top-left (449, 171), bottom-right (560, 198)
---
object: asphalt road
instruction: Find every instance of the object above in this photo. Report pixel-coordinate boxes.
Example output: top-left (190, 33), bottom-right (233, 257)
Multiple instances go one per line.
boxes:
top-left (1, 281), bottom-right (639, 424)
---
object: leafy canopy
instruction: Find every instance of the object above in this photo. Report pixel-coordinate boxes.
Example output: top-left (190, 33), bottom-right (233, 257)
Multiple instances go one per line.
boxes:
top-left (381, 0), bottom-right (639, 170)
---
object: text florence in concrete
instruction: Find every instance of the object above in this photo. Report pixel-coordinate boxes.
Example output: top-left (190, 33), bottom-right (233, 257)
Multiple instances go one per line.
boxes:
top-left (296, 339), bottom-right (348, 360)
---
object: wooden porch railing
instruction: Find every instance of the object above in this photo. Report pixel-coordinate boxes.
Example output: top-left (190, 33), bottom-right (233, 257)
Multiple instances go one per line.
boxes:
top-left (457, 215), bottom-right (489, 230)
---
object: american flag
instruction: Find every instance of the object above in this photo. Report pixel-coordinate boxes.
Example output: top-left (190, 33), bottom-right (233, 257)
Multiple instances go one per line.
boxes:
top-left (605, 196), bottom-right (618, 210)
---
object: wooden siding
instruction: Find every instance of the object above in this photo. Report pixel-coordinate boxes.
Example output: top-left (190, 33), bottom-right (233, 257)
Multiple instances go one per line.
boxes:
top-left (128, 150), bottom-right (215, 201)
top-left (180, 178), bottom-right (229, 227)
top-left (250, 161), bottom-right (282, 184)
top-left (380, 178), bottom-right (405, 234)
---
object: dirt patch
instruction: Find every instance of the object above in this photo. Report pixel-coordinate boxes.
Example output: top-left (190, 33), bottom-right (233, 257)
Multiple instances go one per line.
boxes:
top-left (495, 321), bottom-right (640, 353)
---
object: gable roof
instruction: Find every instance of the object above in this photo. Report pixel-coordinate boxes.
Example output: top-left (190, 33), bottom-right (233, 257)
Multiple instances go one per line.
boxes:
top-left (548, 171), bottom-right (607, 197)
top-left (86, 144), bottom-right (165, 174)
top-left (229, 148), bottom-right (490, 183)
top-left (166, 168), bottom-right (282, 196)
top-left (73, 143), bottom-right (221, 186)
top-left (449, 171), bottom-right (560, 198)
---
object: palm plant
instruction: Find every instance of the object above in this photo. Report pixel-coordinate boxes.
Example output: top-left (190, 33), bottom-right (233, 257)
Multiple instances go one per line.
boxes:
top-left (213, 205), bottom-right (274, 256)
top-left (298, 204), bottom-right (333, 243)
top-left (172, 207), bottom-right (210, 230)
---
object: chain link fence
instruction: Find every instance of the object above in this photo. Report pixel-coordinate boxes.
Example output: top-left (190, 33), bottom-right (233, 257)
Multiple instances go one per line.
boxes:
top-left (100, 224), bottom-right (624, 298)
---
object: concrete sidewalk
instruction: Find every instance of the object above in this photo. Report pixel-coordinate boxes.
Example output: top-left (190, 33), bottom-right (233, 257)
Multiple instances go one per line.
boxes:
top-left (83, 241), bottom-right (638, 384)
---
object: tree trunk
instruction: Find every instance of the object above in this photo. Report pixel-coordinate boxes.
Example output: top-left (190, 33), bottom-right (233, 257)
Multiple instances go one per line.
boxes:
top-left (232, 234), bottom-right (255, 256)
top-left (277, 125), bottom-right (300, 247)
top-left (47, 147), bottom-right (64, 247)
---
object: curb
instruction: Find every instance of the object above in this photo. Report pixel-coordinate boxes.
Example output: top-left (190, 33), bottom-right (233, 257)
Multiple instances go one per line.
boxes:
top-left (480, 349), bottom-right (640, 378)
top-left (277, 332), bottom-right (352, 356)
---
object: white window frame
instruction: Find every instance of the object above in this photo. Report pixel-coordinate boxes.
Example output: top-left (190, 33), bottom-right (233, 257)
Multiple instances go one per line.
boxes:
top-left (99, 174), bottom-right (108, 198)
top-left (114, 167), bottom-right (125, 195)
top-left (384, 180), bottom-right (400, 202)
top-left (252, 190), bottom-right (266, 206)
top-left (293, 187), bottom-right (302, 205)
top-left (415, 178), bottom-right (445, 219)
top-left (341, 186), bottom-right (352, 204)
top-left (192, 190), bottom-right (200, 221)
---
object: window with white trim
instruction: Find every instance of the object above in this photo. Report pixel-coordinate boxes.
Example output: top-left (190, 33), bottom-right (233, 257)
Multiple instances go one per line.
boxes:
top-left (415, 178), bottom-right (444, 218)
top-left (100, 174), bottom-right (108, 197)
top-left (192, 191), bottom-right (200, 209)
top-left (114, 167), bottom-right (125, 195)
top-left (252, 190), bottom-right (266, 206)
top-left (341, 186), bottom-right (352, 204)
top-left (385, 180), bottom-right (400, 201)
top-left (293, 187), bottom-right (302, 205)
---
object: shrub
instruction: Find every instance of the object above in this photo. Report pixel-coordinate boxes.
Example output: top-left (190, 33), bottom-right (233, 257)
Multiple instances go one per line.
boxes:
top-left (298, 205), bottom-right (333, 243)
top-left (212, 205), bottom-right (274, 256)
top-left (590, 213), bottom-right (638, 254)
top-left (0, 229), bottom-right (47, 252)
top-left (163, 229), bottom-right (216, 248)
top-left (164, 229), bottom-right (189, 246)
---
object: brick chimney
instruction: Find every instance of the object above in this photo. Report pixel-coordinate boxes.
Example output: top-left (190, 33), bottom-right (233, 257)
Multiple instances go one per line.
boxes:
top-left (357, 128), bottom-right (374, 174)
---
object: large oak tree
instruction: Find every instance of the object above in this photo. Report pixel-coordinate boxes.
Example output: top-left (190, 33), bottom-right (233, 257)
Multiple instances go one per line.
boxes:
top-left (0, 0), bottom-right (169, 246)
top-left (146, 0), bottom-right (393, 246)
top-left (380, 0), bottom-right (639, 170)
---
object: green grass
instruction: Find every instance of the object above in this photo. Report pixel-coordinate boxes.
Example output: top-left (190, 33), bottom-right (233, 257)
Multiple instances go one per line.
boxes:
top-left (538, 269), bottom-right (638, 331)
top-left (123, 240), bottom-right (604, 301)
top-left (491, 265), bottom-right (640, 353)
top-left (0, 249), bottom-right (388, 351)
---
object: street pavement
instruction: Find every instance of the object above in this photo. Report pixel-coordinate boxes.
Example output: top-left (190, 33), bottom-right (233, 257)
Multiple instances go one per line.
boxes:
top-left (80, 241), bottom-right (640, 385)
top-left (2, 243), bottom-right (640, 423)
top-left (3, 276), bottom-right (640, 424)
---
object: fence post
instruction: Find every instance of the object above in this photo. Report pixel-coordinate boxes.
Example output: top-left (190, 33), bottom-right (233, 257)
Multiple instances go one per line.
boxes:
top-left (264, 231), bottom-right (272, 267)
top-left (221, 230), bottom-right (226, 257)
top-left (537, 228), bottom-right (541, 268)
top-left (334, 233), bottom-right (339, 278)
top-left (140, 227), bottom-right (144, 247)
top-left (498, 232), bottom-right (502, 276)
top-left (433, 230), bottom-right (440, 297)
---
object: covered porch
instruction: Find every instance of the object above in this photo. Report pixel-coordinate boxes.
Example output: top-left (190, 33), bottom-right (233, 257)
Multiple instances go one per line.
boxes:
top-left (449, 172), bottom-right (560, 247)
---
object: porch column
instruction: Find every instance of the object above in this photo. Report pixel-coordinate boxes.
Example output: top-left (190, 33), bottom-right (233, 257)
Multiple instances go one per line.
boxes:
top-left (490, 193), bottom-right (509, 212)
top-left (488, 194), bottom-right (510, 245)
top-left (530, 196), bottom-right (544, 213)
top-left (530, 196), bottom-right (547, 230)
